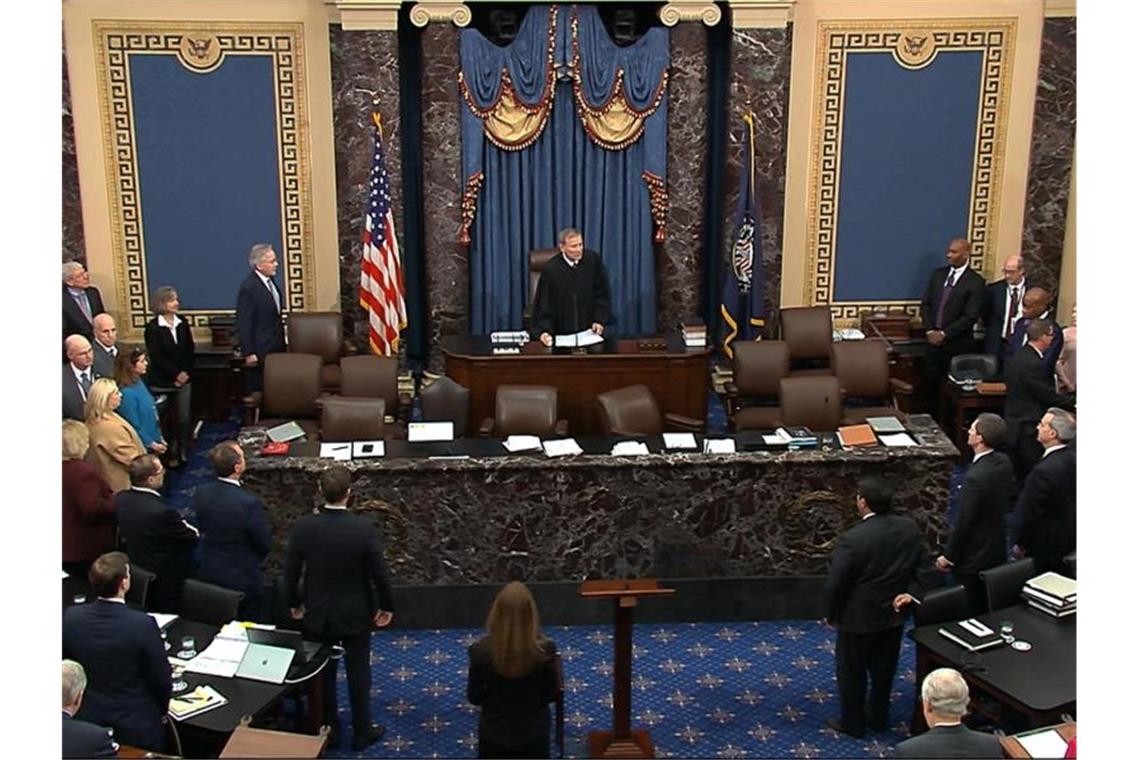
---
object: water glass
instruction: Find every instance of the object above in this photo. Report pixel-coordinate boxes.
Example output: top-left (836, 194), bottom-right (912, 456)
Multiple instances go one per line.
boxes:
top-left (171, 664), bottom-right (188, 693)
top-left (160, 630), bottom-right (171, 652)
top-left (999, 620), bottom-right (1015, 644)
top-left (177, 635), bottom-right (197, 660)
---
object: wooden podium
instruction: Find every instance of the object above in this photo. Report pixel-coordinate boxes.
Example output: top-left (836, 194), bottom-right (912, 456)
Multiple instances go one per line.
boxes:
top-left (579, 579), bottom-right (675, 758)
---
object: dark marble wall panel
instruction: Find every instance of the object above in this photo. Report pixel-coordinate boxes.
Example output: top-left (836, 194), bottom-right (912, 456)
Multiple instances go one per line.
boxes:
top-left (723, 25), bottom-right (791, 327)
top-left (659, 23), bottom-right (707, 331)
top-left (329, 26), bottom-right (402, 346)
top-left (421, 24), bottom-right (467, 371)
top-left (63, 47), bottom-right (86, 264)
top-left (1020, 17), bottom-right (1076, 299)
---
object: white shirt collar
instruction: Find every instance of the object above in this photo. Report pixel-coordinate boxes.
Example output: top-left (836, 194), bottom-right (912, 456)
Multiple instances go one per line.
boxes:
top-left (1007, 278), bottom-right (1025, 290)
top-left (947, 263), bottom-right (968, 283)
top-left (97, 596), bottom-right (126, 604)
top-left (1043, 444), bottom-right (1067, 458)
top-left (130, 486), bottom-right (162, 497)
top-left (218, 477), bottom-right (242, 487)
top-left (931, 720), bottom-right (962, 728)
top-left (71, 363), bottom-right (90, 380)
top-left (322, 503), bottom-right (348, 511)
top-left (1030, 344), bottom-right (1044, 358)
top-left (160, 313), bottom-right (183, 330)
top-left (561, 252), bottom-right (579, 268)
top-left (861, 512), bottom-right (875, 521)
top-left (972, 448), bottom-right (994, 464)
top-left (255, 270), bottom-right (275, 288)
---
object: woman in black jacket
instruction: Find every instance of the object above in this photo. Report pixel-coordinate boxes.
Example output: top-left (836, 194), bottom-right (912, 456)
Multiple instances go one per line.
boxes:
top-left (467, 581), bottom-right (559, 759)
top-left (143, 286), bottom-right (194, 465)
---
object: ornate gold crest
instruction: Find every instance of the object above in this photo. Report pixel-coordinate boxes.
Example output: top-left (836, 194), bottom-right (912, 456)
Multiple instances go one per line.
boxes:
top-left (892, 30), bottom-right (937, 69)
top-left (177, 34), bottom-right (224, 73)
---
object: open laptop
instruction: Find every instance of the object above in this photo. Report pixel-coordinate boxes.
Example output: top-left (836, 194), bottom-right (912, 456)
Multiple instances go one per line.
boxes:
top-left (235, 643), bottom-right (295, 684)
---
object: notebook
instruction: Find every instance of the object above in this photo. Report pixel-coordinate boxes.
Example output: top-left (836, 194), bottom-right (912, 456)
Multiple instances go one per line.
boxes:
top-left (937, 619), bottom-right (1004, 652)
top-left (837, 424), bottom-right (877, 448)
top-left (235, 643), bottom-right (295, 684)
top-left (865, 416), bottom-right (906, 434)
top-left (266, 421), bottom-right (306, 443)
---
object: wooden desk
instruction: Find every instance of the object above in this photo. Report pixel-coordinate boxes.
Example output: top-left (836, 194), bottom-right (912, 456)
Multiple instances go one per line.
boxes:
top-left (443, 334), bottom-right (709, 435)
top-left (1000, 722), bottom-right (1076, 758)
top-left (220, 718), bottom-right (330, 757)
top-left (938, 378), bottom-right (1006, 454)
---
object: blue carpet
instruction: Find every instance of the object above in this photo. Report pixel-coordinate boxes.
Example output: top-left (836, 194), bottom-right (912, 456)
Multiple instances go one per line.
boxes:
top-left (318, 621), bottom-right (917, 759)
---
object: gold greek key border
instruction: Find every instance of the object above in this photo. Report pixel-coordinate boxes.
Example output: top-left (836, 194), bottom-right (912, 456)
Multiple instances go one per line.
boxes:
top-left (92, 21), bottom-right (316, 330)
top-left (804, 19), bottom-right (1015, 324)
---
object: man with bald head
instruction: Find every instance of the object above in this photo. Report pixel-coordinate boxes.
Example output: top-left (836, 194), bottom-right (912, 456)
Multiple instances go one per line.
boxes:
top-left (982, 254), bottom-right (1033, 364)
top-left (1004, 287), bottom-right (1063, 374)
top-left (91, 314), bottom-right (120, 378)
top-left (63, 261), bottom-right (105, 342)
top-left (921, 238), bottom-right (986, 410)
top-left (63, 335), bottom-right (101, 421)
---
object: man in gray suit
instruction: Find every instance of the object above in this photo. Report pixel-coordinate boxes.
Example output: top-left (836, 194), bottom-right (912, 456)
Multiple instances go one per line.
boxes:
top-left (895, 668), bottom-right (1002, 758)
top-left (91, 314), bottom-right (120, 378)
top-left (63, 335), bottom-right (99, 421)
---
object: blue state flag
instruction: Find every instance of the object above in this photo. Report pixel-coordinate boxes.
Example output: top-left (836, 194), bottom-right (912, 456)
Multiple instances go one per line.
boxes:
top-left (719, 112), bottom-right (766, 359)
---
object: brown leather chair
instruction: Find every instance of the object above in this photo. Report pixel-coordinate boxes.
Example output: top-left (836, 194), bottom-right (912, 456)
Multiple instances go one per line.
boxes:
top-left (478, 385), bottom-right (568, 437)
top-left (339, 355), bottom-right (400, 421)
top-left (526, 248), bottom-right (560, 329)
top-left (779, 305), bottom-right (833, 376)
top-left (287, 312), bottom-right (346, 392)
top-left (419, 376), bottom-right (471, 438)
top-left (244, 353), bottom-right (323, 437)
top-left (595, 384), bottom-right (704, 437)
top-left (320, 397), bottom-right (386, 441)
top-left (725, 340), bottom-right (788, 431)
top-left (778, 375), bottom-right (843, 431)
top-left (830, 341), bottom-right (912, 424)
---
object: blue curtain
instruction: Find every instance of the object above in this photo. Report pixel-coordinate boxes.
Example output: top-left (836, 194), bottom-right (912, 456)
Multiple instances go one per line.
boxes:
top-left (460, 5), bottom-right (669, 336)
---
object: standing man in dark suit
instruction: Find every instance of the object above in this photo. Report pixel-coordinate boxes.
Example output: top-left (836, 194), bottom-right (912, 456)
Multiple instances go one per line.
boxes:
top-left (62, 552), bottom-right (171, 752)
top-left (531, 227), bottom-right (612, 347)
top-left (935, 413), bottom-right (1016, 614)
top-left (981, 254), bottom-right (1031, 365)
top-left (91, 314), bottom-right (120, 379)
top-left (285, 466), bottom-right (396, 752)
top-left (1003, 320), bottom-right (1075, 480)
top-left (115, 454), bottom-right (199, 612)
top-left (824, 476), bottom-right (927, 738)
top-left (920, 238), bottom-right (986, 411)
top-left (236, 243), bottom-right (286, 393)
top-left (62, 660), bottom-right (118, 759)
top-left (63, 260), bottom-right (106, 343)
top-left (63, 335), bottom-right (99, 421)
top-left (1003, 287), bottom-right (1064, 375)
top-left (193, 441), bottom-right (271, 620)
top-left (1013, 408), bottom-right (1076, 573)
top-left (895, 668), bottom-right (1002, 758)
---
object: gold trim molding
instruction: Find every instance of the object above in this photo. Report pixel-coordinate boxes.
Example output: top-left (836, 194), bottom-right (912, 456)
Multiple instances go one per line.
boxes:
top-left (409, 1), bottom-right (471, 28)
top-left (324, 0), bottom-right (401, 31)
top-left (1044, 0), bottom-right (1076, 18)
top-left (727, 0), bottom-right (795, 29)
top-left (659, 2), bottom-right (723, 27)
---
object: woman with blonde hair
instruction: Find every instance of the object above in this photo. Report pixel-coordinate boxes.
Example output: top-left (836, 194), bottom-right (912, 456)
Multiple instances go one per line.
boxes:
top-left (466, 581), bottom-right (559, 758)
top-left (85, 378), bottom-right (146, 492)
top-left (62, 420), bottom-right (116, 577)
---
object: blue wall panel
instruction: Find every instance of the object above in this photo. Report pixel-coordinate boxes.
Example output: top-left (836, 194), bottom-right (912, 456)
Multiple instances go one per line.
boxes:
top-left (130, 55), bottom-right (283, 311)
top-left (833, 51), bottom-right (982, 302)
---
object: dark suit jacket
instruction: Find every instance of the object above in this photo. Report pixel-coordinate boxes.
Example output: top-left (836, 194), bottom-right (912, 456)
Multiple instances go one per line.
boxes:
top-left (62, 600), bottom-right (172, 751)
top-left (981, 279), bottom-right (1034, 359)
top-left (895, 723), bottom-right (1003, 758)
top-left (921, 266), bottom-right (986, 352)
top-left (114, 488), bottom-right (198, 610)
top-left (467, 636), bottom-right (558, 749)
top-left (1002, 345), bottom-right (1075, 428)
top-left (236, 271), bottom-right (285, 359)
top-left (193, 480), bottom-right (271, 599)
top-left (63, 284), bottom-right (105, 341)
top-left (63, 363), bottom-right (100, 421)
top-left (62, 459), bottom-right (117, 563)
top-left (943, 451), bottom-right (1015, 574)
top-left (284, 508), bottom-right (395, 639)
top-left (1013, 446), bottom-right (1076, 568)
top-left (63, 712), bottom-right (117, 759)
top-left (1004, 315), bottom-right (1064, 375)
top-left (531, 250), bottom-right (612, 338)
top-left (144, 317), bottom-right (195, 389)
top-left (825, 513), bottom-right (926, 634)
top-left (91, 342), bottom-right (117, 379)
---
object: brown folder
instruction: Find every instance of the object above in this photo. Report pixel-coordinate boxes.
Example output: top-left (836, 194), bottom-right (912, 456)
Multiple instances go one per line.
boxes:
top-left (976, 381), bottom-right (1007, 395)
top-left (837, 424), bottom-right (877, 448)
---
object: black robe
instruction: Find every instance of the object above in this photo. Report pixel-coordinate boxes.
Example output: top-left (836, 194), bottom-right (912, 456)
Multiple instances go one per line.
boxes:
top-left (530, 250), bottom-right (612, 337)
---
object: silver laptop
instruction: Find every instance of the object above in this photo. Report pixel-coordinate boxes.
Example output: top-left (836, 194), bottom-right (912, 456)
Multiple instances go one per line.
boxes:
top-left (407, 421), bottom-right (454, 442)
top-left (235, 643), bottom-right (295, 684)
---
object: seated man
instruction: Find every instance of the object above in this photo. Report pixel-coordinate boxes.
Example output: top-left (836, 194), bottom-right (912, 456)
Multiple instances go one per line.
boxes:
top-left (62, 552), bottom-right (171, 751)
top-left (62, 659), bottom-right (117, 759)
top-left (895, 668), bottom-right (1002, 758)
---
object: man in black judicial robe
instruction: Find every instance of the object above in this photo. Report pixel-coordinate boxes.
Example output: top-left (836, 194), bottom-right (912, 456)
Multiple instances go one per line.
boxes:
top-left (531, 227), bottom-right (612, 346)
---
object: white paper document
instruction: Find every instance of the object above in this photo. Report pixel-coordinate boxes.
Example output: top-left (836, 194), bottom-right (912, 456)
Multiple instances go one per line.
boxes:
top-left (503, 435), bottom-right (542, 452)
top-left (554, 329), bottom-right (604, 348)
top-left (352, 440), bottom-right (385, 458)
top-left (662, 432), bottom-right (698, 450)
top-left (183, 636), bottom-right (249, 678)
top-left (542, 438), bottom-right (583, 457)
top-left (879, 432), bottom-right (917, 447)
top-left (147, 613), bottom-right (178, 630)
top-left (703, 438), bottom-right (736, 454)
top-left (1015, 728), bottom-right (1069, 759)
top-left (762, 433), bottom-right (786, 446)
top-left (611, 441), bottom-right (650, 456)
top-left (319, 442), bottom-right (352, 460)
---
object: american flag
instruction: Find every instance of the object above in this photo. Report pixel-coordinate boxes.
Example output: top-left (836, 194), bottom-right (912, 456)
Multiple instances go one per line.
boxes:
top-left (359, 112), bottom-right (406, 356)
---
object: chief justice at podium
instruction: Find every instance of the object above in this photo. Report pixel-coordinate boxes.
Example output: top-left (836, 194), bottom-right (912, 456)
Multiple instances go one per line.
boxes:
top-left (531, 227), bottom-right (612, 347)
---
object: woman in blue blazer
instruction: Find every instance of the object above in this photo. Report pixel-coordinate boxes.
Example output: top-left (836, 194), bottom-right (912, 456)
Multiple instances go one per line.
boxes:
top-left (113, 347), bottom-right (169, 459)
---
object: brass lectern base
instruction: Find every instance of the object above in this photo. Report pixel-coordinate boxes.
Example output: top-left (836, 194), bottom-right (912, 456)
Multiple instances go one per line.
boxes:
top-left (587, 730), bottom-right (654, 758)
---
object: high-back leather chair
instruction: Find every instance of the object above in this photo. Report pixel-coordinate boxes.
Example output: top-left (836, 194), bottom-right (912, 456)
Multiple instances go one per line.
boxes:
top-left (126, 564), bottom-right (156, 610)
top-left (526, 248), bottom-right (560, 327)
top-left (779, 306), bottom-right (833, 376)
top-left (478, 385), bottom-right (568, 437)
top-left (778, 375), bottom-right (843, 431)
top-left (420, 376), bottom-right (471, 438)
top-left (320, 397), bottom-right (386, 441)
top-left (914, 584), bottom-right (972, 627)
top-left (339, 355), bottom-right (400, 419)
top-left (830, 341), bottom-right (912, 424)
top-left (180, 579), bottom-right (244, 626)
top-left (726, 340), bottom-right (789, 431)
top-left (979, 558), bottom-right (1038, 612)
top-left (949, 353), bottom-right (1000, 382)
top-left (246, 353), bottom-right (323, 436)
top-left (595, 384), bottom-right (704, 437)
top-left (287, 312), bottom-right (344, 392)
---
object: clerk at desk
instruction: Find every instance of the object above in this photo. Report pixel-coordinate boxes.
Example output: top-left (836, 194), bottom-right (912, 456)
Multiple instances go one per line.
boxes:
top-left (531, 227), bottom-right (612, 347)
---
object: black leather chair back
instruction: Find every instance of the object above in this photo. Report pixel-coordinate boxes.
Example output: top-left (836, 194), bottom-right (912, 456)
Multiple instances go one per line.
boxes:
top-left (914, 585), bottom-right (972, 626)
top-left (127, 564), bottom-right (156, 610)
top-left (950, 353), bottom-right (1000, 381)
top-left (180, 579), bottom-right (244, 626)
top-left (979, 558), bottom-right (1038, 612)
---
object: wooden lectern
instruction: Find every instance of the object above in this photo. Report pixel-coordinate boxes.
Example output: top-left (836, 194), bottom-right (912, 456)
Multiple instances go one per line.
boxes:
top-left (579, 579), bottom-right (675, 758)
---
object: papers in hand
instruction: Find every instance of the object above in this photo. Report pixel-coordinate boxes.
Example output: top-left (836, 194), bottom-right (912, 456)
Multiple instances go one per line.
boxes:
top-left (318, 442), bottom-right (351, 461)
top-left (662, 432), bottom-right (698, 450)
top-left (554, 329), bottom-right (604, 348)
top-left (168, 684), bottom-right (227, 721)
top-left (352, 440), bottom-right (385, 459)
top-left (702, 438), bottom-right (736, 454)
top-left (542, 438), bottom-right (583, 457)
top-left (879, 432), bottom-right (917, 447)
top-left (503, 435), bottom-right (542, 452)
top-left (611, 441), bottom-right (650, 456)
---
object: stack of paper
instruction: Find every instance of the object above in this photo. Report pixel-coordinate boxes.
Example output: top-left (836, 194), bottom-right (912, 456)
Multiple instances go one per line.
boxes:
top-left (611, 441), bottom-right (650, 456)
top-left (1022, 572), bottom-right (1076, 618)
top-left (183, 636), bottom-right (249, 678)
top-left (352, 440), bottom-right (385, 459)
top-left (318, 442), bottom-right (351, 461)
top-left (542, 439), bottom-right (583, 457)
top-left (702, 438), bottom-right (736, 454)
top-left (879, 432), bottom-right (917, 447)
top-left (503, 435), bottom-right (542, 452)
top-left (554, 330), bottom-right (604, 348)
top-left (168, 684), bottom-right (227, 721)
top-left (662, 432), bottom-right (698, 450)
